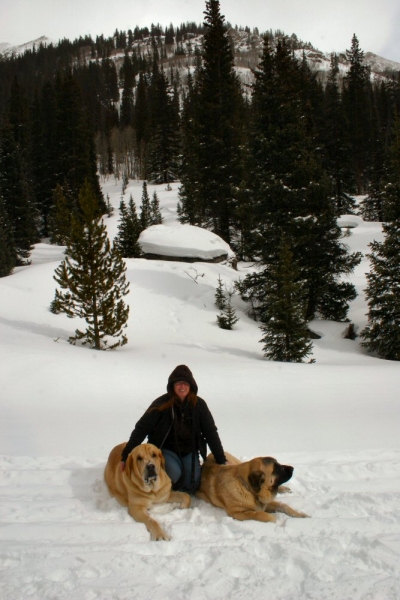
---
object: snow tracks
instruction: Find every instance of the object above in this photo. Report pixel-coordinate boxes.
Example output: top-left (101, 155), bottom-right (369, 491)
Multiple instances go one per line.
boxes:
top-left (1, 451), bottom-right (400, 600)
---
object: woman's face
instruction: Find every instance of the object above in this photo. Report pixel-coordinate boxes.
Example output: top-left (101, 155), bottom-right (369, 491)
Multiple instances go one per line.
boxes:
top-left (174, 381), bottom-right (190, 401)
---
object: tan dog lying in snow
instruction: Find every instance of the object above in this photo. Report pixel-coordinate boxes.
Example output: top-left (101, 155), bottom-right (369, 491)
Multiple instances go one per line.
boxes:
top-left (196, 452), bottom-right (309, 523)
top-left (104, 442), bottom-right (191, 541)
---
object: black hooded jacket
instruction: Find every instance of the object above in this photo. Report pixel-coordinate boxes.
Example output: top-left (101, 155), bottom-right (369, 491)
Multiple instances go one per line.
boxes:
top-left (121, 365), bottom-right (226, 465)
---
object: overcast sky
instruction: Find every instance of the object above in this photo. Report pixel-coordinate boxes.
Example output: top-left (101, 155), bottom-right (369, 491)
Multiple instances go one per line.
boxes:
top-left (2, 0), bottom-right (400, 63)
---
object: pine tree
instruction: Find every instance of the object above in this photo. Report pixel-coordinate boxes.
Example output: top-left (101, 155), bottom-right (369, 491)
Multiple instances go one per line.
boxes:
top-left (30, 81), bottom-right (58, 236)
top-left (120, 54), bottom-right (135, 128)
top-left (360, 162), bottom-right (386, 221)
top-left (147, 65), bottom-right (180, 184)
top-left (48, 185), bottom-right (73, 245)
top-left (55, 71), bottom-right (105, 211)
top-left (342, 35), bottom-right (373, 194)
top-left (177, 70), bottom-right (202, 225)
top-left (115, 195), bottom-right (142, 257)
top-left (0, 195), bottom-right (17, 277)
top-left (214, 275), bottom-right (227, 310)
top-left (150, 191), bottom-right (163, 225)
top-left (51, 180), bottom-right (130, 350)
top-left (105, 194), bottom-right (114, 217)
top-left (215, 275), bottom-right (239, 329)
top-left (360, 221), bottom-right (400, 360)
top-left (0, 120), bottom-right (37, 264)
top-left (178, 0), bottom-right (245, 243)
top-left (244, 37), bottom-right (361, 322)
top-left (323, 53), bottom-right (356, 215)
top-left (380, 107), bottom-right (400, 222)
top-left (217, 295), bottom-right (239, 330)
top-left (121, 171), bottom-right (129, 196)
top-left (134, 71), bottom-right (150, 179)
top-left (140, 181), bottom-right (152, 229)
top-left (359, 81), bottom-right (394, 222)
top-left (258, 236), bottom-right (313, 362)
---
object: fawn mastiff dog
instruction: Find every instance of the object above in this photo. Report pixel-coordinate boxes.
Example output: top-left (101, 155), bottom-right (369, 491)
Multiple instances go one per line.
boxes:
top-left (104, 442), bottom-right (191, 540)
top-left (196, 452), bottom-right (309, 523)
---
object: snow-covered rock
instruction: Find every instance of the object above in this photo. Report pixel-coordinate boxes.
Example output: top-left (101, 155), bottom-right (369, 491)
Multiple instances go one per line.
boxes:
top-left (139, 222), bottom-right (235, 263)
top-left (337, 214), bottom-right (364, 229)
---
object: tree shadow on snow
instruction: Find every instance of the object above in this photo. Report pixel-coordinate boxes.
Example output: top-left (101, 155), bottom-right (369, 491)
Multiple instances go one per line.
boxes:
top-left (168, 341), bottom-right (262, 361)
top-left (0, 315), bottom-right (71, 341)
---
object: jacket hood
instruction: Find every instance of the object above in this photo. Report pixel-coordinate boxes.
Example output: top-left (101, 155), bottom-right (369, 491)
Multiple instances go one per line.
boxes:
top-left (167, 365), bottom-right (198, 395)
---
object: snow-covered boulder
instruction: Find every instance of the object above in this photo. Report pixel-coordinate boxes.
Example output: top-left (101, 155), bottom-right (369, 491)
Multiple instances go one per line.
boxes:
top-left (139, 222), bottom-right (235, 263)
top-left (337, 215), bottom-right (364, 229)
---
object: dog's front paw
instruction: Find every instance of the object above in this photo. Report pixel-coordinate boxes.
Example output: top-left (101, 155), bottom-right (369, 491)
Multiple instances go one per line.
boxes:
top-left (169, 490), bottom-right (191, 509)
top-left (278, 485), bottom-right (292, 494)
top-left (178, 492), bottom-right (191, 509)
top-left (150, 526), bottom-right (171, 541)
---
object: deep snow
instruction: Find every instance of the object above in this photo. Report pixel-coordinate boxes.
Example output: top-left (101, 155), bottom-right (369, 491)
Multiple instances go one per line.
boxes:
top-left (0, 179), bottom-right (399, 600)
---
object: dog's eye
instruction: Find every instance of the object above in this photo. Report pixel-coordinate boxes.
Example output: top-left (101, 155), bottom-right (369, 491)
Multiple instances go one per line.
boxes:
top-left (151, 452), bottom-right (157, 458)
top-left (137, 456), bottom-right (143, 461)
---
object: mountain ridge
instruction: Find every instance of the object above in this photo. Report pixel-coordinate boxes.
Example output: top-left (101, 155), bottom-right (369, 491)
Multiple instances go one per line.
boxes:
top-left (1, 31), bottom-right (399, 81)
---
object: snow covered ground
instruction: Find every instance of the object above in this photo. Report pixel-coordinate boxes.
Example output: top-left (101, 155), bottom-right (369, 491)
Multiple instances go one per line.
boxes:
top-left (1, 179), bottom-right (399, 600)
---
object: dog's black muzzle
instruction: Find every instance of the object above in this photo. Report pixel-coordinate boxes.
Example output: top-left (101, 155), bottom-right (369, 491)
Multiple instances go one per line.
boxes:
top-left (144, 462), bottom-right (158, 485)
top-left (274, 464), bottom-right (294, 486)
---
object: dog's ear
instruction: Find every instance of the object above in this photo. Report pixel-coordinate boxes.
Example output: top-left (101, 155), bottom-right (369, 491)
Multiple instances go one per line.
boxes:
top-left (159, 451), bottom-right (166, 471)
top-left (124, 454), bottom-right (133, 478)
top-left (248, 470), bottom-right (265, 493)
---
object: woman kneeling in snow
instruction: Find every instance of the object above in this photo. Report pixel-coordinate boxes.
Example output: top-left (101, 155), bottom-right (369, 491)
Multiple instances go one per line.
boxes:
top-left (120, 365), bottom-right (227, 493)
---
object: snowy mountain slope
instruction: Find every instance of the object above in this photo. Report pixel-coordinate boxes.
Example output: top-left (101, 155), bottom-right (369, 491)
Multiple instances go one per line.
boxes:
top-left (0, 179), bottom-right (399, 600)
top-left (0, 35), bottom-right (54, 56)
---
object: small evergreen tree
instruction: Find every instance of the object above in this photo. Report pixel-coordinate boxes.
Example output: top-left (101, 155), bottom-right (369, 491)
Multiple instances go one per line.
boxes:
top-left (114, 195), bottom-right (142, 258)
top-left (50, 180), bottom-right (130, 350)
top-left (105, 194), bottom-right (114, 217)
top-left (360, 221), bottom-right (400, 360)
top-left (121, 172), bottom-right (129, 196)
top-left (259, 237), bottom-right (313, 362)
top-left (215, 276), bottom-right (239, 330)
top-left (215, 275), bottom-right (227, 310)
top-left (140, 181), bottom-right (151, 229)
top-left (217, 294), bottom-right (239, 330)
top-left (149, 191), bottom-right (163, 225)
top-left (360, 167), bottom-right (385, 221)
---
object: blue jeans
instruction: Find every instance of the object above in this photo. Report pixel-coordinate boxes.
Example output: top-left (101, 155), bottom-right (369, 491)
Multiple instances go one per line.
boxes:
top-left (162, 449), bottom-right (201, 493)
